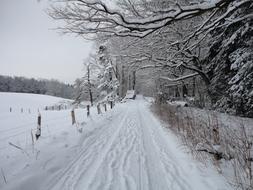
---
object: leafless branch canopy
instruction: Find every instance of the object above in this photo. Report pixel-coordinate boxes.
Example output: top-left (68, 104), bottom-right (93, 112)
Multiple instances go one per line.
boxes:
top-left (49, 0), bottom-right (252, 38)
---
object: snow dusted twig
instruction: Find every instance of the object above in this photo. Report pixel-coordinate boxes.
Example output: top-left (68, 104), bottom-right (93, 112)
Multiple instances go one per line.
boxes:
top-left (196, 147), bottom-right (234, 161)
top-left (36, 150), bottom-right (40, 160)
top-left (160, 73), bottom-right (199, 82)
top-left (8, 142), bottom-right (30, 157)
top-left (1, 168), bottom-right (7, 184)
top-left (31, 129), bottom-right (35, 154)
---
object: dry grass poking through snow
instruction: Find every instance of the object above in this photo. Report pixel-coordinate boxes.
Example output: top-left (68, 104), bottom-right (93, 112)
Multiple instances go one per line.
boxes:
top-left (151, 103), bottom-right (253, 190)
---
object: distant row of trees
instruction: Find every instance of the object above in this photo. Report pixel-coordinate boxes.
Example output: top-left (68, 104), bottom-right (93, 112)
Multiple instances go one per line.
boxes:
top-left (0, 75), bottom-right (75, 99)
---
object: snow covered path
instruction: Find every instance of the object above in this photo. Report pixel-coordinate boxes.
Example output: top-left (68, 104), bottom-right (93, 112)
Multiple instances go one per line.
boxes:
top-left (2, 96), bottom-right (231, 190)
top-left (45, 98), bottom-right (230, 190)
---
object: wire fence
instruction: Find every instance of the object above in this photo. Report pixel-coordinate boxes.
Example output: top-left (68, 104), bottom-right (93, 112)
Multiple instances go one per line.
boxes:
top-left (0, 102), bottom-right (115, 151)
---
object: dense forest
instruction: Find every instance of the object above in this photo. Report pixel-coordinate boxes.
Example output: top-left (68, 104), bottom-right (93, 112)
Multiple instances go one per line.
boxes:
top-left (0, 75), bottom-right (75, 99)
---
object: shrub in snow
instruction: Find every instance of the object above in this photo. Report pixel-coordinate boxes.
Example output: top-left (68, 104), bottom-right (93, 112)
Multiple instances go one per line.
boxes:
top-left (152, 102), bottom-right (253, 189)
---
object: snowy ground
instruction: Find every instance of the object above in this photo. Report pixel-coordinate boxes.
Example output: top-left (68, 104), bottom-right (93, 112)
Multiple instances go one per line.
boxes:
top-left (0, 93), bottom-right (232, 190)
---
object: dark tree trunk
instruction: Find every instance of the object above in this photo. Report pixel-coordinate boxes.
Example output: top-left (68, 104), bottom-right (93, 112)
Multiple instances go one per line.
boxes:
top-left (87, 64), bottom-right (93, 106)
top-left (132, 71), bottom-right (136, 90)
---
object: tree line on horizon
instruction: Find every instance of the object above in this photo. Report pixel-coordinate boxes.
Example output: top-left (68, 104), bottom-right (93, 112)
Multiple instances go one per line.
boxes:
top-left (0, 75), bottom-right (75, 99)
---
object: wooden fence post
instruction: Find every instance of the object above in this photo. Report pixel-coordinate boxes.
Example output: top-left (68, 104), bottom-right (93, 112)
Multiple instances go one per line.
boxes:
top-left (104, 104), bottom-right (107, 112)
top-left (97, 104), bottom-right (101, 114)
top-left (212, 114), bottom-right (220, 145)
top-left (213, 127), bottom-right (220, 145)
top-left (35, 113), bottom-right (41, 140)
top-left (87, 105), bottom-right (90, 117)
top-left (31, 129), bottom-right (34, 153)
top-left (71, 109), bottom-right (76, 125)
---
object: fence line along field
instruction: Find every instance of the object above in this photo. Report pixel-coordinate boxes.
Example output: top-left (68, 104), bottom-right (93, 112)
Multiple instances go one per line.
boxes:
top-left (0, 92), bottom-right (114, 188)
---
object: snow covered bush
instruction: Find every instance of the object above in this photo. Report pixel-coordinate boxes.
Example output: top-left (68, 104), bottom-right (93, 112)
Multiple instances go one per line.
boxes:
top-left (152, 102), bottom-right (253, 189)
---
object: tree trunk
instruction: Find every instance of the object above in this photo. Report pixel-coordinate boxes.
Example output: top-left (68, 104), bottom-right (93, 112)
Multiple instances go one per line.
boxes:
top-left (132, 71), bottom-right (136, 90)
top-left (87, 64), bottom-right (93, 106)
top-left (192, 77), bottom-right (196, 97)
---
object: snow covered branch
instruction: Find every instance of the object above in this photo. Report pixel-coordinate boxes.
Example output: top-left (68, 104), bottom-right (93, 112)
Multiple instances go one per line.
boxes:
top-left (49, 0), bottom-right (240, 38)
top-left (160, 72), bottom-right (199, 82)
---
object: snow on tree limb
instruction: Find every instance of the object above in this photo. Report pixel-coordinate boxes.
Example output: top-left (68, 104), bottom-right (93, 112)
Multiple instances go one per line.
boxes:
top-left (160, 73), bottom-right (199, 82)
top-left (49, 0), bottom-right (252, 38)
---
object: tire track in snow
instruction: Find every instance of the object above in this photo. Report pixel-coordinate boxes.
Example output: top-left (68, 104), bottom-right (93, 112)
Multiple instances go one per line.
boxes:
top-left (46, 109), bottom-right (127, 190)
top-left (138, 105), bottom-right (191, 190)
top-left (73, 107), bottom-right (130, 190)
top-left (136, 104), bottom-right (169, 190)
top-left (44, 98), bottom-right (231, 190)
top-left (111, 113), bottom-right (139, 190)
top-left (88, 111), bottom-right (139, 190)
top-left (121, 117), bottom-right (139, 190)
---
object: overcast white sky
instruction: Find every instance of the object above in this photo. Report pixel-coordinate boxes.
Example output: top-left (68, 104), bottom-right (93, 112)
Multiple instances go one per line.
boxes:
top-left (0, 0), bottom-right (93, 84)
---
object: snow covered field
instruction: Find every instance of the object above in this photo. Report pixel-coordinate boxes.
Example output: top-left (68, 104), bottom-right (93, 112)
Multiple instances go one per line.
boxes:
top-left (0, 93), bottom-right (232, 190)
